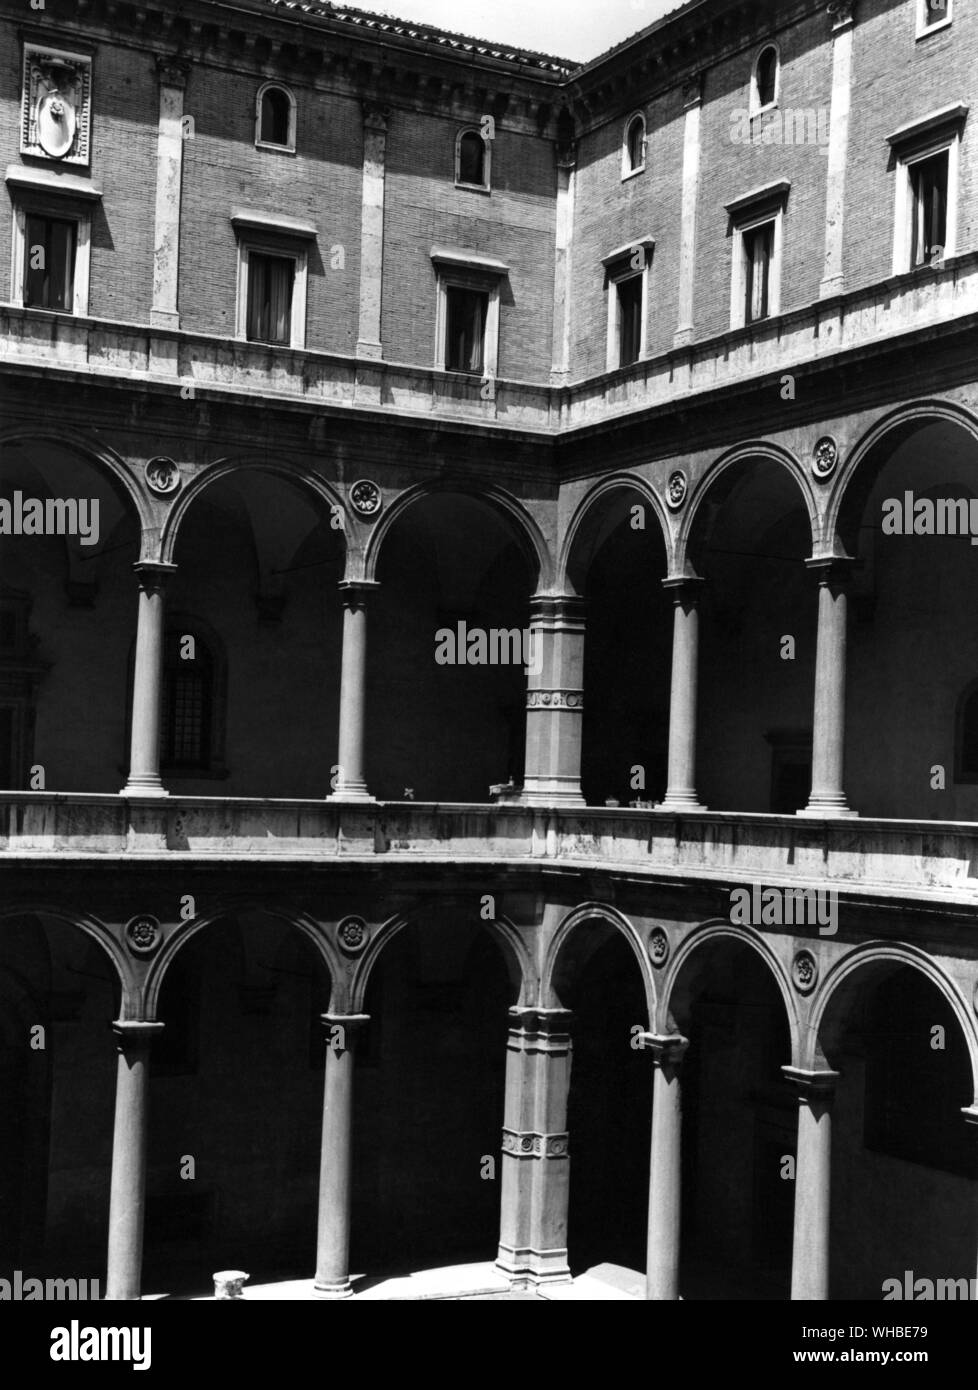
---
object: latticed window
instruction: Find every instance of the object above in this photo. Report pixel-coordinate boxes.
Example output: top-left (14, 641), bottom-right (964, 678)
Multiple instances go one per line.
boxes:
top-left (161, 631), bottom-right (212, 770)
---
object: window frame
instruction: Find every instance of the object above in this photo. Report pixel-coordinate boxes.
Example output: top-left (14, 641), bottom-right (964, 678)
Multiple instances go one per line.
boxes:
top-left (602, 238), bottom-right (653, 372)
top-left (750, 43), bottom-right (781, 118)
top-left (254, 81), bottom-right (297, 154)
top-left (9, 196), bottom-right (91, 316)
top-left (916, 0), bottom-right (952, 39)
top-left (454, 126), bottom-right (491, 193)
top-left (725, 182), bottom-right (789, 331)
top-left (235, 238), bottom-right (307, 350)
top-left (888, 107), bottom-right (966, 274)
top-left (621, 111), bottom-right (647, 181)
top-left (430, 247), bottom-right (507, 378)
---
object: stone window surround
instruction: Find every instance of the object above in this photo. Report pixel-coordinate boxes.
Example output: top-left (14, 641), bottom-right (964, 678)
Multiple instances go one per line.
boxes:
top-left (725, 180), bottom-right (789, 331)
top-left (254, 80), bottom-right (297, 154)
top-left (621, 111), bottom-right (647, 181)
top-left (6, 163), bottom-right (100, 316)
top-left (750, 41), bottom-right (781, 119)
top-left (603, 237), bottom-right (654, 372)
top-left (916, 0), bottom-right (952, 40)
top-left (430, 245), bottom-right (507, 376)
top-left (454, 125), bottom-right (491, 193)
top-left (231, 208), bottom-right (315, 350)
top-left (888, 104), bottom-right (967, 274)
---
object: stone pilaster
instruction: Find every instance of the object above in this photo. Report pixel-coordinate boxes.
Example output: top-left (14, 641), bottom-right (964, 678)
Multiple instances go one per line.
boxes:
top-left (550, 142), bottom-right (577, 384)
top-left (820, 3), bottom-right (855, 298)
top-left (151, 57), bottom-right (190, 329)
top-left (521, 596), bottom-right (586, 807)
top-left (674, 75), bottom-right (703, 347)
top-left (356, 103), bottom-right (388, 359)
top-left (496, 1007), bottom-right (573, 1286)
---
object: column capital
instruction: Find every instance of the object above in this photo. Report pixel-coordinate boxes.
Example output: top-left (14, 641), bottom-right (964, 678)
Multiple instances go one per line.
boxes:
top-left (132, 559), bottom-right (177, 590)
top-left (320, 1012), bottom-right (370, 1031)
top-left (528, 593), bottom-right (587, 626)
top-left (638, 1033), bottom-right (688, 1068)
top-left (507, 1006), bottom-right (572, 1052)
top-left (662, 573), bottom-right (704, 598)
top-left (682, 73), bottom-right (704, 109)
top-left (782, 1065), bottom-right (840, 1098)
top-left (961, 1105), bottom-right (978, 1126)
top-left (338, 579), bottom-right (380, 598)
top-left (155, 54), bottom-right (191, 88)
top-left (804, 554), bottom-right (857, 581)
top-left (111, 1019), bottom-right (165, 1051)
top-left (827, 0), bottom-right (855, 31)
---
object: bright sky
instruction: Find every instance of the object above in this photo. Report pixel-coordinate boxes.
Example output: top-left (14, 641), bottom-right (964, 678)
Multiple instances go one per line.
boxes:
top-left (351, 0), bottom-right (684, 64)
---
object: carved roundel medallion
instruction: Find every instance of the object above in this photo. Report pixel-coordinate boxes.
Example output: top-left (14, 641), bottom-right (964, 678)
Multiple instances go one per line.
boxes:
top-left (648, 928), bottom-right (670, 967)
top-left (666, 470), bottom-right (688, 511)
top-left (812, 436), bottom-right (839, 481)
top-left (337, 915), bottom-right (369, 954)
top-left (126, 914), bottom-right (162, 958)
top-left (145, 456), bottom-right (181, 496)
top-left (791, 949), bottom-right (818, 994)
top-left (349, 480), bottom-right (382, 519)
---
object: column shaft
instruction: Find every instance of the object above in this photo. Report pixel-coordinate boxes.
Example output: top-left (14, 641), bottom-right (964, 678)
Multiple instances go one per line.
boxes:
top-left (802, 561), bottom-right (855, 816)
top-left (784, 1067), bottom-right (839, 1300)
top-left (105, 1021), bottom-right (164, 1301)
top-left (644, 1034), bottom-right (687, 1300)
top-left (315, 1014), bottom-right (368, 1297)
top-left (123, 562), bottom-right (175, 797)
top-left (329, 583), bottom-right (376, 801)
top-left (661, 578), bottom-right (704, 810)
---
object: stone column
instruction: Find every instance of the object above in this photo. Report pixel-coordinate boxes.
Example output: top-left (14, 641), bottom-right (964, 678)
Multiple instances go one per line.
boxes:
top-left (105, 1020), bottom-right (164, 1301)
top-left (328, 582), bottom-right (377, 802)
top-left (521, 596), bottom-right (586, 807)
top-left (122, 562), bottom-right (176, 797)
top-left (783, 1067), bottom-right (839, 1300)
top-left (550, 146), bottom-right (576, 384)
top-left (674, 75), bottom-right (703, 348)
top-left (820, 4), bottom-right (855, 298)
top-left (356, 104), bottom-right (388, 359)
top-left (151, 57), bottom-right (190, 329)
top-left (660, 577), bottom-right (704, 810)
top-left (643, 1033), bottom-right (688, 1300)
top-left (315, 1013), bottom-right (369, 1297)
top-left (496, 1007), bottom-right (573, 1287)
top-left (801, 560), bottom-right (856, 816)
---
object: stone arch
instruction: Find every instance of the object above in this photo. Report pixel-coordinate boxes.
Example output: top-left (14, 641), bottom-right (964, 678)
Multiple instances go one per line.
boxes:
top-left (0, 903), bottom-right (131, 1009)
top-left (659, 918), bottom-right (801, 1062)
top-left (827, 399), bottom-right (978, 555)
top-left (0, 426), bottom-right (151, 536)
top-left (143, 899), bottom-right (334, 1019)
top-left (807, 940), bottom-right (978, 1097)
top-left (674, 440), bottom-right (818, 576)
top-left (557, 473), bottom-right (672, 595)
top-left (347, 906), bottom-right (532, 1014)
top-left (362, 480), bottom-right (553, 590)
top-left (159, 456), bottom-right (346, 567)
top-left (543, 902), bottom-right (655, 1020)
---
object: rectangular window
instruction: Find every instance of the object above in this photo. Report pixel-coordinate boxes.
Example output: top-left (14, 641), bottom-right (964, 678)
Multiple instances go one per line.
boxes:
top-left (23, 213), bottom-right (76, 312)
top-left (919, 0), bottom-right (952, 32)
top-left (743, 222), bottom-right (774, 324)
top-left (910, 150), bottom-right (948, 266)
top-left (445, 286), bottom-right (487, 373)
top-left (617, 275), bottom-right (643, 367)
top-left (246, 252), bottom-right (294, 345)
top-left (162, 669), bottom-right (210, 769)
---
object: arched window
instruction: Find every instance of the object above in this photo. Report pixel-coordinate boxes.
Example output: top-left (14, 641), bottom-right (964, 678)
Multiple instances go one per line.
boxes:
top-left (752, 45), bottom-right (779, 112)
top-left (955, 681), bottom-right (978, 781)
top-left (456, 128), bottom-right (489, 190)
top-left (256, 83), bottom-right (295, 151)
top-left (622, 113), bottom-right (646, 177)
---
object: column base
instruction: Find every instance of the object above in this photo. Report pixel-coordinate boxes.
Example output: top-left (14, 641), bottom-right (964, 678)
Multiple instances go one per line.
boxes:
top-left (520, 779), bottom-right (585, 808)
top-left (495, 1245), bottom-right (572, 1287)
top-left (120, 779), bottom-right (169, 797)
top-left (313, 1278), bottom-right (355, 1299)
top-left (657, 791), bottom-right (706, 811)
top-left (797, 797), bottom-right (857, 818)
top-left (327, 785), bottom-right (376, 803)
